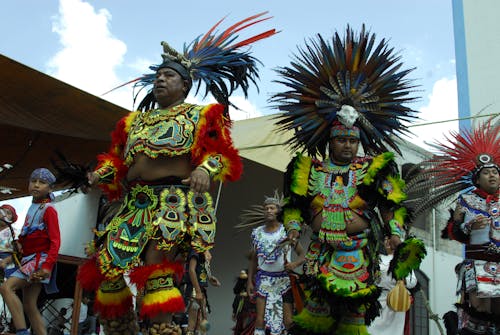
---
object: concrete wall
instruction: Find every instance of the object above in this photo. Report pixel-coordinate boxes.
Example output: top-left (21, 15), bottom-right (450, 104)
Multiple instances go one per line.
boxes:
top-left (453, 0), bottom-right (500, 130)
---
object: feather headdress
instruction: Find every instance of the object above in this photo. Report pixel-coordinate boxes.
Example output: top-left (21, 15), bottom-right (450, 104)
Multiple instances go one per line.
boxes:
top-left (271, 25), bottom-right (419, 157)
top-left (235, 190), bottom-right (285, 232)
top-left (127, 12), bottom-right (277, 112)
top-left (403, 121), bottom-right (500, 218)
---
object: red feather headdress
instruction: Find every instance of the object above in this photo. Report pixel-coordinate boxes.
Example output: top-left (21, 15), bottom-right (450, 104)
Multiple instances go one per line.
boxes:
top-left (429, 121), bottom-right (500, 185)
top-left (402, 121), bottom-right (500, 218)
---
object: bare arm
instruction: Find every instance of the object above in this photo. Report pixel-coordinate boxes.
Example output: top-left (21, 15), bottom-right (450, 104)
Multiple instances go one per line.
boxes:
top-left (246, 249), bottom-right (257, 296)
top-left (285, 241), bottom-right (306, 272)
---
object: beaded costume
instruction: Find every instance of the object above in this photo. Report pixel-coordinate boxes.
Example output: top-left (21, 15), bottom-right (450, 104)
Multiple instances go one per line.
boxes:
top-left (76, 13), bottom-right (277, 335)
top-left (416, 121), bottom-right (500, 334)
top-left (271, 25), bottom-right (425, 334)
top-left (251, 224), bottom-right (292, 335)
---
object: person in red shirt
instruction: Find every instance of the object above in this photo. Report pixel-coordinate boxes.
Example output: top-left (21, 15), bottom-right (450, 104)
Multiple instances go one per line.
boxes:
top-left (0, 168), bottom-right (61, 335)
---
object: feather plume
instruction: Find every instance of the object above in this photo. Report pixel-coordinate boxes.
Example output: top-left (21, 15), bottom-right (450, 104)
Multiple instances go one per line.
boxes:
top-left (402, 121), bottom-right (499, 222)
top-left (272, 25), bottom-right (419, 157)
top-left (116, 13), bottom-right (277, 112)
top-left (235, 190), bottom-right (285, 232)
top-left (50, 150), bottom-right (93, 192)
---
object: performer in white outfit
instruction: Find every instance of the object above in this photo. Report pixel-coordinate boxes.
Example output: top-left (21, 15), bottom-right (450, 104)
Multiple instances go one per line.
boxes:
top-left (368, 237), bottom-right (417, 335)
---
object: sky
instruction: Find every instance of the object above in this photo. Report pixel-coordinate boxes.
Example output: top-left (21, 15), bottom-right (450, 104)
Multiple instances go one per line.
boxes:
top-left (0, 0), bottom-right (459, 225)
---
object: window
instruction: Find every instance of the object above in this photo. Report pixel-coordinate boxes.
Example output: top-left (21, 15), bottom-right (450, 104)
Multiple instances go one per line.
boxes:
top-left (409, 269), bottom-right (430, 335)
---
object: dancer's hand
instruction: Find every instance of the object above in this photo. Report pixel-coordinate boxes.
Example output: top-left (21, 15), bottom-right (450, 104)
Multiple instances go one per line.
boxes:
top-left (246, 281), bottom-right (254, 297)
top-left (471, 215), bottom-right (490, 230)
top-left (389, 234), bottom-right (402, 251)
top-left (81, 172), bottom-right (99, 193)
top-left (30, 268), bottom-right (50, 282)
top-left (182, 168), bottom-right (210, 193)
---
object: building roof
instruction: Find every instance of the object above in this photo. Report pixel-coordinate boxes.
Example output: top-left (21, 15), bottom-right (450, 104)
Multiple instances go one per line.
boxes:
top-left (0, 54), bottom-right (128, 200)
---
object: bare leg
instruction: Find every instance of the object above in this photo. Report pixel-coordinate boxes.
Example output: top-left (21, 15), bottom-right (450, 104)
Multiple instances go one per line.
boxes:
top-left (283, 302), bottom-right (294, 329)
top-left (254, 296), bottom-right (266, 329)
top-left (0, 276), bottom-right (28, 331)
top-left (186, 298), bottom-right (200, 333)
top-left (23, 283), bottom-right (46, 335)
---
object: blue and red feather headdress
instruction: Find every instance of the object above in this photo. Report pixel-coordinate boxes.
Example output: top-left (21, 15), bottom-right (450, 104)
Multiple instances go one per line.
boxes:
top-left (127, 12), bottom-right (277, 112)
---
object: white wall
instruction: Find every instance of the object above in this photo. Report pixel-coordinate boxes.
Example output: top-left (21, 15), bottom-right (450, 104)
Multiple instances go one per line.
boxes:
top-left (54, 189), bottom-right (100, 258)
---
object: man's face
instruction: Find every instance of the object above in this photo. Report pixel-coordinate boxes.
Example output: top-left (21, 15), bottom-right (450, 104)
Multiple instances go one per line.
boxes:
top-left (264, 203), bottom-right (279, 222)
top-left (329, 136), bottom-right (360, 164)
top-left (476, 167), bottom-right (500, 194)
top-left (153, 67), bottom-right (188, 108)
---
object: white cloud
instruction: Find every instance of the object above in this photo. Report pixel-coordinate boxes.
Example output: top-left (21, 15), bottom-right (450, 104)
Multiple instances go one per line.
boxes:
top-left (47, 0), bottom-right (128, 102)
top-left (405, 76), bottom-right (458, 150)
top-left (186, 95), bottom-right (263, 120)
top-left (45, 0), bottom-right (266, 115)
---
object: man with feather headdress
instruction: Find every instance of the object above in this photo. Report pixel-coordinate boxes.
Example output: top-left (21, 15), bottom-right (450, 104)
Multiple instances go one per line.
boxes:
top-left (243, 192), bottom-right (305, 335)
top-left (425, 122), bottom-right (500, 335)
top-left (271, 26), bottom-right (425, 334)
top-left (76, 13), bottom-right (277, 335)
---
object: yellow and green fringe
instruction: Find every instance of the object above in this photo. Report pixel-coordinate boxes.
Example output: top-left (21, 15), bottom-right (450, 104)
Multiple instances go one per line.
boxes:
top-left (389, 237), bottom-right (427, 280)
top-left (289, 153), bottom-right (312, 196)
top-left (293, 296), bottom-right (335, 333)
top-left (382, 175), bottom-right (407, 204)
top-left (363, 152), bottom-right (394, 186)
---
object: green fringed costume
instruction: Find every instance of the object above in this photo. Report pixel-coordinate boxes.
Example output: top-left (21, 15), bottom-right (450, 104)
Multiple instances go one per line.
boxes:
top-left (270, 25), bottom-right (426, 334)
top-left (283, 152), bottom-right (407, 334)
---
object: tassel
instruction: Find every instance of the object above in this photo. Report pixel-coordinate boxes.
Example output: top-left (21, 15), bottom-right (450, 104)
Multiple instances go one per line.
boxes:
top-left (293, 307), bottom-right (335, 333)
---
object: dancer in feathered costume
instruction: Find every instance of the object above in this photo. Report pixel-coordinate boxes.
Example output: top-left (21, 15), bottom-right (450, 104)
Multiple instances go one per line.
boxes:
top-left (271, 25), bottom-right (425, 334)
top-left (77, 13), bottom-right (277, 335)
top-left (239, 192), bottom-right (305, 335)
top-left (415, 122), bottom-right (499, 334)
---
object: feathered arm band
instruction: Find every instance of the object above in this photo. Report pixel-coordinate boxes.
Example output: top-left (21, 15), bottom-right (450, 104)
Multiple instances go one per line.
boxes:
top-left (191, 103), bottom-right (243, 182)
top-left (94, 112), bottom-right (137, 200)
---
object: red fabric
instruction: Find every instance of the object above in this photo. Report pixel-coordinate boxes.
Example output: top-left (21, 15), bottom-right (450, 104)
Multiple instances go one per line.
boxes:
top-left (18, 205), bottom-right (60, 272)
top-left (41, 206), bottom-right (60, 271)
top-left (94, 293), bottom-right (133, 319)
top-left (128, 261), bottom-right (184, 290)
top-left (190, 103), bottom-right (243, 182)
top-left (77, 257), bottom-right (105, 291)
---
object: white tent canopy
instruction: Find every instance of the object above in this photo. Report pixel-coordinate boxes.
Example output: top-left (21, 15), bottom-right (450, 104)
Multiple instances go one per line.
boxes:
top-left (232, 115), bottom-right (294, 172)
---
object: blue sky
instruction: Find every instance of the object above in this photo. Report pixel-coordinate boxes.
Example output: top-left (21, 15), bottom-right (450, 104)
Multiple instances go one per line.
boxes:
top-left (1, 0), bottom-right (459, 223)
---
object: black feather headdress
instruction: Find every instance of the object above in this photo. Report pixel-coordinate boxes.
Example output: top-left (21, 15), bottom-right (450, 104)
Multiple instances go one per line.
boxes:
top-left (271, 25), bottom-right (420, 157)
